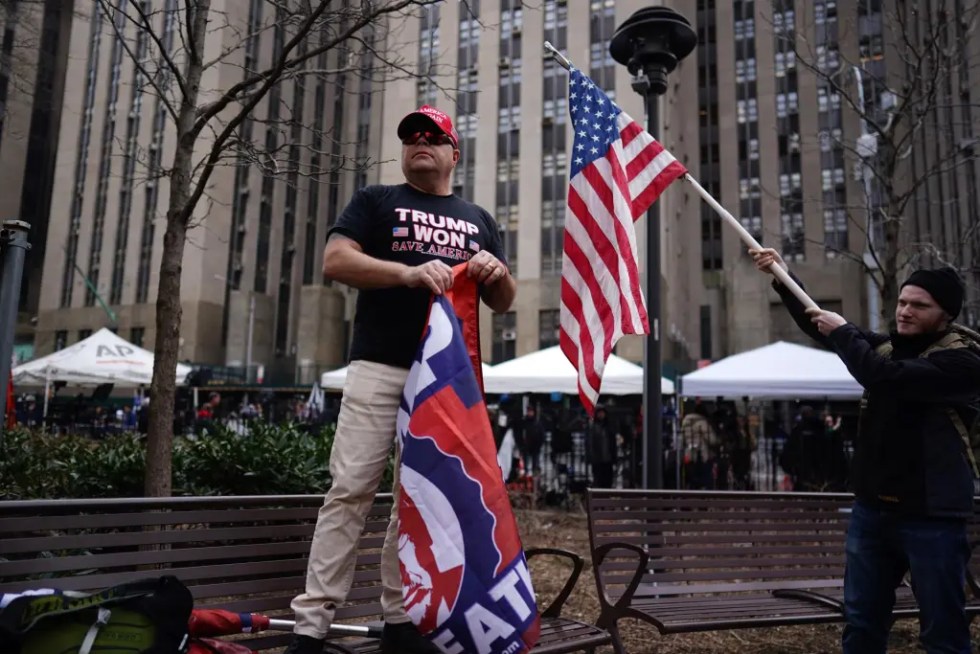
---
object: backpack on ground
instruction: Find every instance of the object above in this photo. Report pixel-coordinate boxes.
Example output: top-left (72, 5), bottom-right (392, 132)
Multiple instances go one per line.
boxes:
top-left (0, 576), bottom-right (193, 654)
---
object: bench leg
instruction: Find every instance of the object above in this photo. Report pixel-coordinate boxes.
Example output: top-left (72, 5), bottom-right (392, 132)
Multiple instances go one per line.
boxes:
top-left (596, 614), bottom-right (627, 654)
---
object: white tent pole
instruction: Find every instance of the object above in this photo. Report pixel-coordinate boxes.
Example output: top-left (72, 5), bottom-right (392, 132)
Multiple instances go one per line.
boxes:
top-left (43, 369), bottom-right (50, 420)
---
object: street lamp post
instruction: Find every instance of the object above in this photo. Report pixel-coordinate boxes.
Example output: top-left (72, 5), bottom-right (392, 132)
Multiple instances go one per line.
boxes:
top-left (0, 221), bottom-right (30, 443)
top-left (610, 7), bottom-right (696, 489)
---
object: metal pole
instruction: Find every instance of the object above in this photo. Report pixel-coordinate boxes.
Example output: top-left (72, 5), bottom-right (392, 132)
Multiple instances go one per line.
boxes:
top-left (642, 91), bottom-right (663, 490)
top-left (245, 292), bottom-right (255, 383)
top-left (0, 220), bottom-right (31, 441)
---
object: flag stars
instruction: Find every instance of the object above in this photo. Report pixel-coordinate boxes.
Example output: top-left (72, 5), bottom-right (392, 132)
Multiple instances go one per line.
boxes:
top-left (575, 157), bottom-right (584, 165)
top-left (590, 146), bottom-right (599, 154)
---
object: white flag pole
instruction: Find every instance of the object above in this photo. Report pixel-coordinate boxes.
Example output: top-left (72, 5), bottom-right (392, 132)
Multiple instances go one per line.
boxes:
top-left (681, 175), bottom-right (819, 310)
top-left (542, 41), bottom-right (819, 312)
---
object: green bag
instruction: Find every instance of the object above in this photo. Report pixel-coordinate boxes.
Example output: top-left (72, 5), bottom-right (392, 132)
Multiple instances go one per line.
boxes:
top-left (0, 576), bottom-right (193, 654)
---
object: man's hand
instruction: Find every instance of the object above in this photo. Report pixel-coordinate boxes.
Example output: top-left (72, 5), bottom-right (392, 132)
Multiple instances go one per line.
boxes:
top-left (466, 250), bottom-right (508, 285)
top-left (748, 247), bottom-right (788, 276)
top-left (805, 308), bottom-right (847, 336)
top-left (402, 260), bottom-right (454, 295)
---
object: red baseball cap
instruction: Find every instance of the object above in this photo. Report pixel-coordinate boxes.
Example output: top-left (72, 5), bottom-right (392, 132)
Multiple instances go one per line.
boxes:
top-left (397, 105), bottom-right (460, 149)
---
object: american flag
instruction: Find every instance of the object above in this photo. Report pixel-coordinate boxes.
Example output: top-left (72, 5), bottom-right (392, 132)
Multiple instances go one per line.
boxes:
top-left (560, 67), bottom-right (687, 413)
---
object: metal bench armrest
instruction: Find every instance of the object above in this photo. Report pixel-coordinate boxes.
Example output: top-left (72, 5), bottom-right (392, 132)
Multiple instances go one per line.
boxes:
top-left (525, 547), bottom-right (584, 618)
top-left (592, 542), bottom-right (649, 612)
top-left (772, 588), bottom-right (845, 613)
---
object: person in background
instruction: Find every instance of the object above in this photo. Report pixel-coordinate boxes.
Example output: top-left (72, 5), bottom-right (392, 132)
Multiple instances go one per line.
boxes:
top-left (780, 405), bottom-right (826, 491)
top-left (519, 404), bottom-right (544, 475)
top-left (752, 246), bottom-right (980, 654)
top-left (588, 406), bottom-right (617, 488)
top-left (121, 404), bottom-right (137, 430)
top-left (679, 401), bottom-right (719, 489)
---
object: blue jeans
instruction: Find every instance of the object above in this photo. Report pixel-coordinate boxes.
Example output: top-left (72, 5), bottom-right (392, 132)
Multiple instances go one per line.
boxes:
top-left (843, 501), bottom-right (972, 654)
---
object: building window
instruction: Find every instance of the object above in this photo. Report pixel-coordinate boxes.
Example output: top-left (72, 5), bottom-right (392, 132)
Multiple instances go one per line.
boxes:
top-left (824, 207), bottom-right (848, 255)
top-left (734, 17), bottom-right (755, 40)
top-left (492, 312), bottom-right (517, 363)
top-left (61, 3), bottom-right (104, 308)
top-left (539, 310), bottom-right (560, 348)
top-left (734, 58), bottom-right (756, 83)
top-left (55, 330), bottom-right (67, 351)
top-left (137, 0), bottom-right (179, 303)
top-left (736, 98), bottom-right (758, 123)
top-left (781, 212), bottom-right (805, 261)
top-left (131, 327), bottom-right (145, 348)
top-left (78, 329), bottom-right (92, 342)
top-left (86, 7), bottom-right (127, 307)
top-left (110, 9), bottom-right (149, 306)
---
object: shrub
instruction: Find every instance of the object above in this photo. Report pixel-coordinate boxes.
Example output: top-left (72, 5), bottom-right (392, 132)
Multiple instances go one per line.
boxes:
top-left (0, 421), bottom-right (391, 499)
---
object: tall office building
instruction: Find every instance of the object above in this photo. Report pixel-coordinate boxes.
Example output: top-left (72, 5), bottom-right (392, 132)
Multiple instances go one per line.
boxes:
top-left (0, 0), bottom-right (73, 362)
top-left (36, 0), bottom-right (372, 383)
top-left (670, 0), bottom-right (980, 360)
top-left (394, 0), bottom-right (704, 373)
top-left (33, 0), bottom-right (979, 384)
top-left (34, 0), bottom-right (704, 381)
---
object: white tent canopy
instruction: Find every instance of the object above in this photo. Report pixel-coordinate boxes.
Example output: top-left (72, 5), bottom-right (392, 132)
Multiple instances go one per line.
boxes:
top-left (13, 328), bottom-right (193, 387)
top-left (482, 346), bottom-right (674, 395)
top-left (321, 363), bottom-right (494, 392)
top-left (680, 341), bottom-right (863, 399)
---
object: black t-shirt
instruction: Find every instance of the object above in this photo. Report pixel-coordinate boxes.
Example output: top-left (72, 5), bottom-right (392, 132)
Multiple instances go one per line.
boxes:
top-left (327, 184), bottom-right (507, 369)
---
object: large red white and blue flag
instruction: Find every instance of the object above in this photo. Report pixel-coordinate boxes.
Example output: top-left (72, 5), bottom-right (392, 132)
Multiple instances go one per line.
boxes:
top-left (561, 66), bottom-right (688, 413)
top-left (396, 270), bottom-right (540, 654)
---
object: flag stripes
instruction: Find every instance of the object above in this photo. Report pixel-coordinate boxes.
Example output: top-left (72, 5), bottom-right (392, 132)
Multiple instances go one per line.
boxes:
top-left (561, 69), bottom-right (687, 412)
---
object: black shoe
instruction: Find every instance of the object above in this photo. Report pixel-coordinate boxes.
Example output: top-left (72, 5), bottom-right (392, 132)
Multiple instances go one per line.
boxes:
top-left (380, 621), bottom-right (440, 654)
top-left (283, 634), bottom-right (326, 654)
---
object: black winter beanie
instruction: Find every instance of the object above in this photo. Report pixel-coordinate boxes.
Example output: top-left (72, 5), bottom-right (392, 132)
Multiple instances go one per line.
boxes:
top-left (901, 266), bottom-right (965, 319)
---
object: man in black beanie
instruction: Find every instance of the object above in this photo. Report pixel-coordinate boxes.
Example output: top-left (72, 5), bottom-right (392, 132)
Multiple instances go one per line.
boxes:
top-left (750, 248), bottom-right (980, 654)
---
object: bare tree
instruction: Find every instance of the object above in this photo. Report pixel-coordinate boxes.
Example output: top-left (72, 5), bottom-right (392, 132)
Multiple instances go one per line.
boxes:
top-left (778, 0), bottom-right (980, 326)
top-left (87, 0), bottom-right (444, 496)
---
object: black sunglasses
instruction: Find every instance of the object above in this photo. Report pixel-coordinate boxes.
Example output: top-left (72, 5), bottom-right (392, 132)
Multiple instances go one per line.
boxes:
top-left (402, 131), bottom-right (455, 147)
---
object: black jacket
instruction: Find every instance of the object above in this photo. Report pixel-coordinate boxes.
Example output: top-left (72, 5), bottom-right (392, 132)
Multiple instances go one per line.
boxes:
top-left (775, 276), bottom-right (980, 518)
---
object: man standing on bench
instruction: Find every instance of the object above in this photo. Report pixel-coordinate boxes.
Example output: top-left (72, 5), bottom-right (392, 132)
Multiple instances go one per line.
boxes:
top-left (751, 247), bottom-right (980, 654)
top-left (285, 106), bottom-right (516, 654)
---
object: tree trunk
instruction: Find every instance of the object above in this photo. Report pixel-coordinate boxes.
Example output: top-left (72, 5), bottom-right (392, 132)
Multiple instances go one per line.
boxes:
top-left (143, 0), bottom-right (210, 497)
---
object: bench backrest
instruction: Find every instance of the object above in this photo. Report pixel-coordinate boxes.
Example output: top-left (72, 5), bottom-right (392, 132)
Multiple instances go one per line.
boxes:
top-left (587, 489), bottom-right (857, 599)
top-left (587, 489), bottom-right (980, 602)
top-left (0, 494), bottom-right (392, 651)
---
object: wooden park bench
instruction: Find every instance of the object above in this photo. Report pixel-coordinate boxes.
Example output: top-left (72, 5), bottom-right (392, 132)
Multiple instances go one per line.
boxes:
top-left (585, 489), bottom-right (980, 654)
top-left (0, 493), bottom-right (610, 653)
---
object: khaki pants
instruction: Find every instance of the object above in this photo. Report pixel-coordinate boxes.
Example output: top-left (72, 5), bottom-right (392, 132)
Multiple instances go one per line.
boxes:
top-left (291, 360), bottom-right (409, 638)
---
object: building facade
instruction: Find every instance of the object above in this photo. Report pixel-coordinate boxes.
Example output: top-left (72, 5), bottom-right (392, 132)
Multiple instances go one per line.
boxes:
top-left (29, 0), bottom-right (980, 384)
top-left (674, 0), bottom-right (980, 362)
top-left (0, 0), bottom-right (73, 362)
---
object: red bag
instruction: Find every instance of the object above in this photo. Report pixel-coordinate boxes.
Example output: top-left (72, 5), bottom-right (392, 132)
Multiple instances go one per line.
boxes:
top-left (189, 638), bottom-right (254, 654)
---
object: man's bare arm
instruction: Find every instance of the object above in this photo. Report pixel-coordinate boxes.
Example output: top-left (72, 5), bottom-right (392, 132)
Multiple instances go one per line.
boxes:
top-left (480, 273), bottom-right (517, 313)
